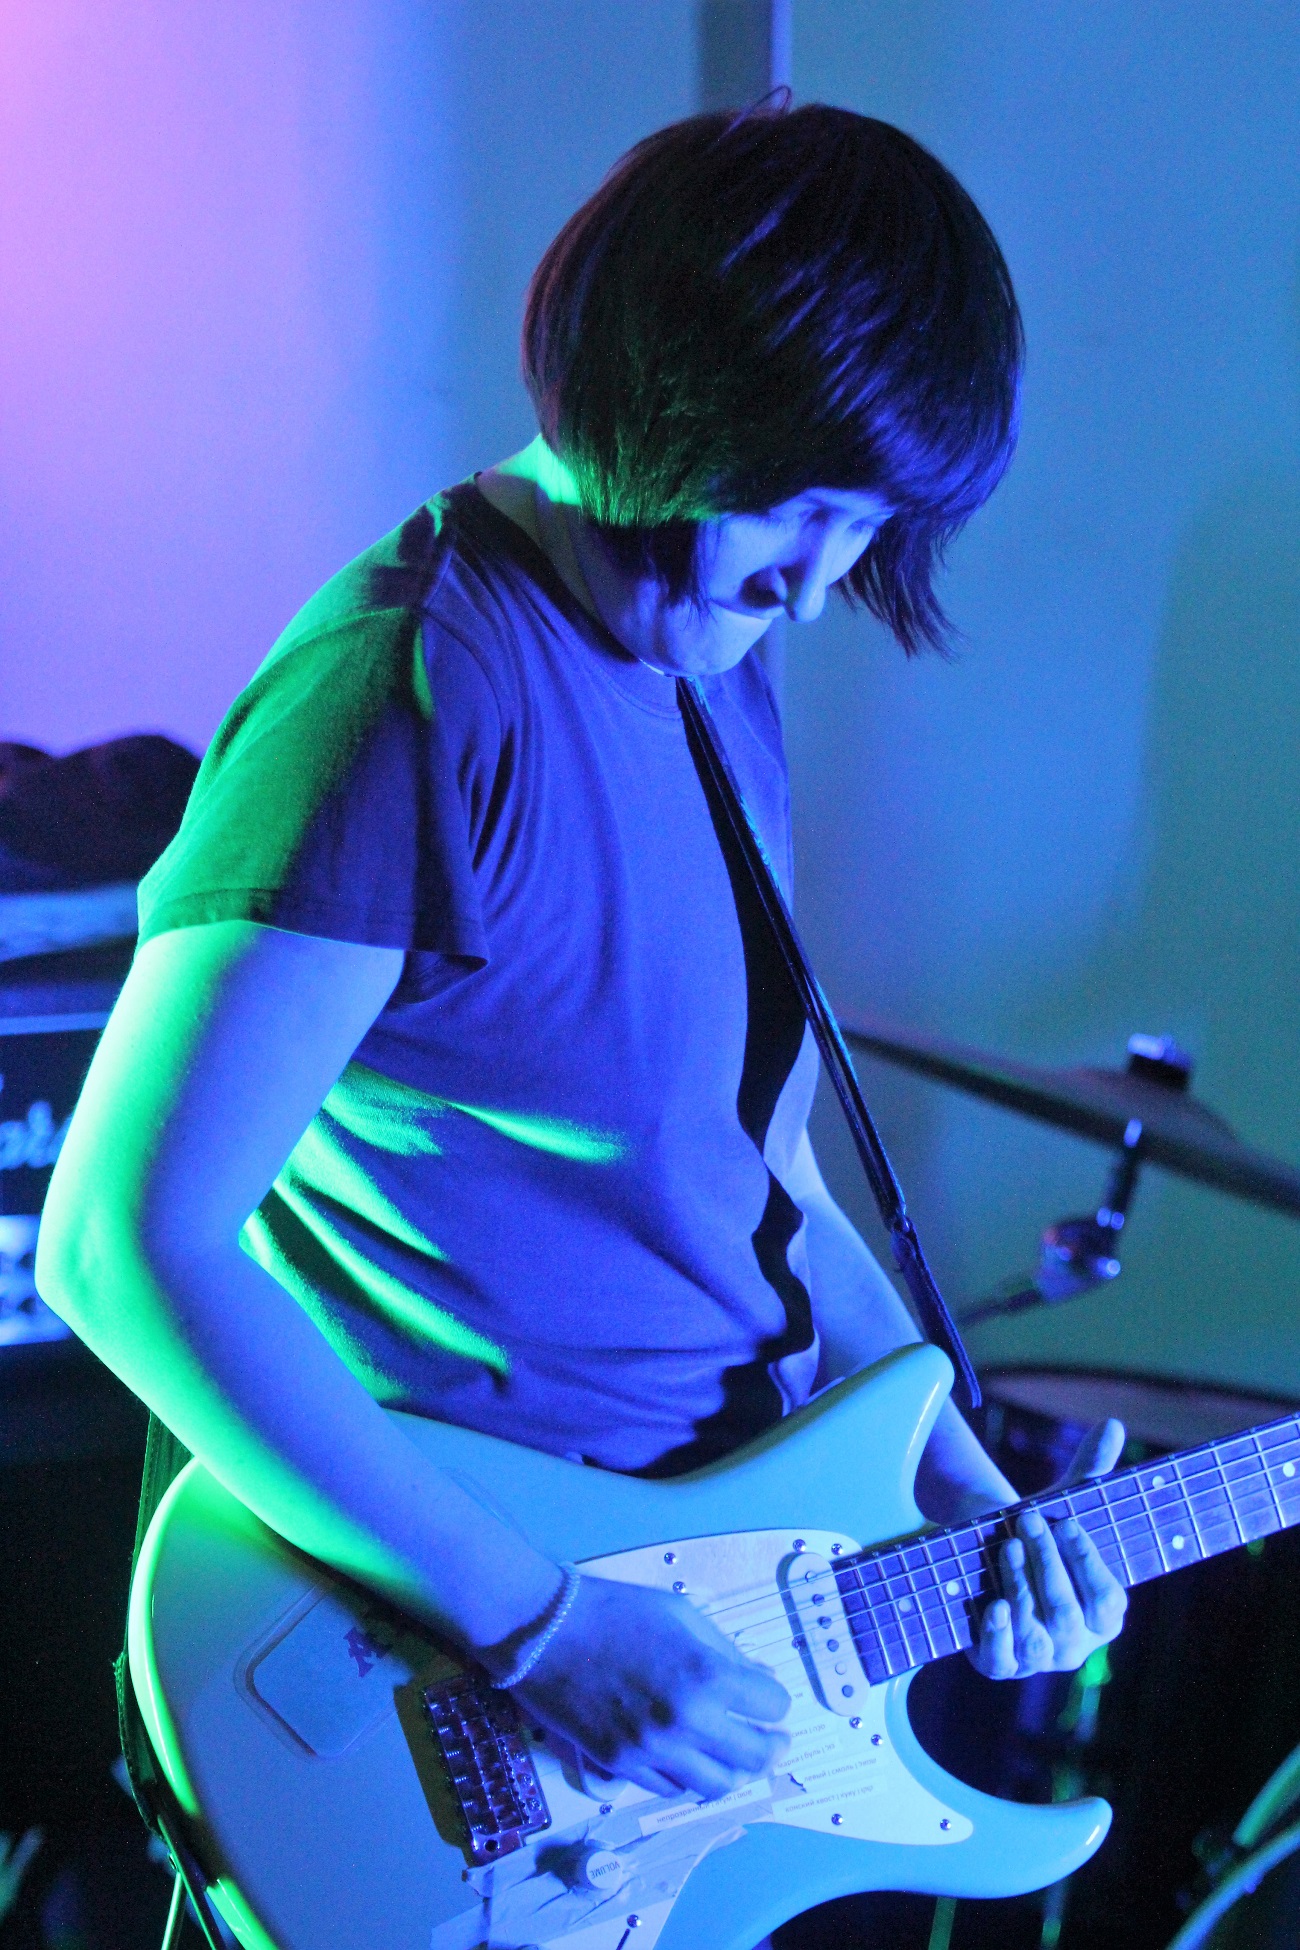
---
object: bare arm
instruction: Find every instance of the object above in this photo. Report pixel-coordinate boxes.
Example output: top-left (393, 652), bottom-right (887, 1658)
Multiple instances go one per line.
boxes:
top-left (37, 921), bottom-right (565, 1651)
top-left (786, 1129), bottom-right (1127, 1676)
top-left (36, 921), bottom-right (788, 1793)
top-left (783, 1128), bottom-right (1017, 1518)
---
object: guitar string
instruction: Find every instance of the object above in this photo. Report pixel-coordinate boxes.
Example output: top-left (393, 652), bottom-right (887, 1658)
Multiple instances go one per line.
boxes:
top-left (842, 1456), bottom-right (1300, 1673)
top-left (690, 1420), bottom-right (1300, 1636)
top-left (635, 1472), bottom-right (1300, 1686)
top-left (696, 1434), bottom-right (1300, 1641)
top-left (670, 1436), bottom-right (1300, 1667)
top-left (704, 1526), bottom-right (1288, 1686)
top-left (543, 1430), bottom-right (1300, 1687)
top-left (699, 1476), bottom-right (1300, 1678)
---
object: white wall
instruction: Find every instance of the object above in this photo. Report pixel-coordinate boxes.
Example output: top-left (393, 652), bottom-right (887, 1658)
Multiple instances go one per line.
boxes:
top-left (0, 0), bottom-right (694, 754)
top-left (788, 2), bottom-right (1300, 1394)
top-left (8, 0), bottom-right (1297, 1393)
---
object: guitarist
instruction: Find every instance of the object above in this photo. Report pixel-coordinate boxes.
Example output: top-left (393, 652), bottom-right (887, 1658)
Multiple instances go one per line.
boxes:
top-left (38, 102), bottom-right (1126, 1869)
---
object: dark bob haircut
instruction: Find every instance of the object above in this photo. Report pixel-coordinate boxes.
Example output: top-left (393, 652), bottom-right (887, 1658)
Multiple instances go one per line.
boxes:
top-left (523, 101), bottom-right (1023, 654)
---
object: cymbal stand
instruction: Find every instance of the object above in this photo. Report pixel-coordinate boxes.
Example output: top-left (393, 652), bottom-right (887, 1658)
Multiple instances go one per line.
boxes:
top-left (959, 1035), bottom-right (1193, 1328)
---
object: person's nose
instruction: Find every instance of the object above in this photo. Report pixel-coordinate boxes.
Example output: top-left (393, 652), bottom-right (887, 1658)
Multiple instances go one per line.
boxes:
top-left (779, 545), bottom-right (836, 623)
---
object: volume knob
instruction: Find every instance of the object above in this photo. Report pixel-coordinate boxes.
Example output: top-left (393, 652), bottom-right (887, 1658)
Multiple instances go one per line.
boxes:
top-left (553, 1844), bottom-right (629, 1894)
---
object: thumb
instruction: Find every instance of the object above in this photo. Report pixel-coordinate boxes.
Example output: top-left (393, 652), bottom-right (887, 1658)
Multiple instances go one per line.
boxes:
top-left (1060, 1417), bottom-right (1126, 1485)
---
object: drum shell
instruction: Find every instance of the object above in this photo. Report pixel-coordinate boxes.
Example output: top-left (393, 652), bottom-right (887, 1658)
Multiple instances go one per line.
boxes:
top-left (918, 1370), bottom-right (1300, 1950)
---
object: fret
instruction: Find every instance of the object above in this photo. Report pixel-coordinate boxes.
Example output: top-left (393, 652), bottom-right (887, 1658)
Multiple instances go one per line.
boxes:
top-left (1213, 1449), bottom-right (1247, 1548)
top-left (871, 1611), bottom-right (917, 1678)
top-left (840, 1538), bottom-right (979, 1675)
top-left (875, 1556), bottom-right (967, 1658)
top-left (1165, 1453), bottom-right (1245, 1553)
top-left (1133, 1473), bottom-right (1169, 1574)
top-left (894, 1573), bottom-right (935, 1667)
top-left (885, 1552), bottom-right (929, 1662)
top-left (1260, 1427), bottom-right (1300, 1459)
top-left (841, 1557), bottom-right (919, 1678)
top-left (860, 1580), bottom-right (964, 1673)
top-left (1137, 1464), bottom-right (1204, 1569)
top-left (855, 1634), bottom-right (892, 1686)
top-left (1175, 1458), bottom-right (1209, 1559)
top-left (1092, 1490), bottom-right (1136, 1586)
top-left (897, 1539), bottom-right (963, 1656)
top-left (1260, 1440), bottom-right (1300, 1490)
top-left (924, 1530), bottom-right (978, 1651)
top-left (1253, 1431), bottom-right (1286, 1533)
top-left (916, 1539), bottom-right (961, 1656)
top-left (833, 1410), bottom-right (1300, 1681)
top-left (1261, 1429), bottom-right (1300, 1525)
top-left (1226, 1486), bottom-right (1282, 1543)
top-left (842, 1600), bottom-right (892, 1685)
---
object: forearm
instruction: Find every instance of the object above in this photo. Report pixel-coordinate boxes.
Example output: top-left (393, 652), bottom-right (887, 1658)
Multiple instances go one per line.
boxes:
top-left (796, 1143), bottom-right (1014, 1520)
top-left (801, 1174), bottom-right (921, 1386)
top-left (40, 1229), bottom-right (560, 1654)
top-left (35, 916), bottom-right (563, 1660)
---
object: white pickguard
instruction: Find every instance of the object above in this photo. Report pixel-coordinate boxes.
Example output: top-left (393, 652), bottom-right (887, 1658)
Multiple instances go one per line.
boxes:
top-left (235, 1528), bottom-right (970, 1950)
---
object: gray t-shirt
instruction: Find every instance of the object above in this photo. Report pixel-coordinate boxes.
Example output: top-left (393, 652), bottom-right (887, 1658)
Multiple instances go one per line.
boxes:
top-left (139, 484), bottom-right (821, 1474)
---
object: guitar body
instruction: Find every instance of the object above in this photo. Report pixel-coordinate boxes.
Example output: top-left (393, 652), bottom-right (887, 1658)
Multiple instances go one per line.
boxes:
top-left (130, 1345), bottom-right (1110, 1950)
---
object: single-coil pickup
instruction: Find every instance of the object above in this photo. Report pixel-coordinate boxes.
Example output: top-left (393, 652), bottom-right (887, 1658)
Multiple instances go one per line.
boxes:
top-left (783, 1552), bottom-right (865, 1717)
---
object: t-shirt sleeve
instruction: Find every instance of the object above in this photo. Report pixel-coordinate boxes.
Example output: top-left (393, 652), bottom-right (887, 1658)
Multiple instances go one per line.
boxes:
top-left (137, 606), bottom-right (492, 968)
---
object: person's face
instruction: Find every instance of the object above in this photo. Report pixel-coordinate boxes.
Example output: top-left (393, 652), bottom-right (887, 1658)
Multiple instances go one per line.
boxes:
top-left (571, 488), bottom-right (895, 677)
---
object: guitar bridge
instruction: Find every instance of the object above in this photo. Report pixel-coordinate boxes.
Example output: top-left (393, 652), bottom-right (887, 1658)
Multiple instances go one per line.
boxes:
top-left (420, 1669), bottom-right (551, 1866)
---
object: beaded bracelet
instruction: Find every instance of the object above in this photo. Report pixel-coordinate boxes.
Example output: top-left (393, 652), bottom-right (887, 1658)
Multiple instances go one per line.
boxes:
top-left (491, 1562), bottom-right (582, 1691)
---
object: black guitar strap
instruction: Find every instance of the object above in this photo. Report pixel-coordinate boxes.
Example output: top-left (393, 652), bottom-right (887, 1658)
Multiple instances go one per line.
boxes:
top-left (677, 675), bottom-right (981, 1414)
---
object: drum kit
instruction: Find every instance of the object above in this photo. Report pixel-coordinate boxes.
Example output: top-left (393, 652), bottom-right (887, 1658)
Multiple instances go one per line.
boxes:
top-left (841, 1015), bottom-right (1300, 1950)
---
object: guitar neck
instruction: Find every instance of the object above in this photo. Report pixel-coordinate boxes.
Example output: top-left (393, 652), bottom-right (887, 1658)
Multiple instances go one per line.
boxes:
top-left (835, 1409), bottom-right (1300, 1684)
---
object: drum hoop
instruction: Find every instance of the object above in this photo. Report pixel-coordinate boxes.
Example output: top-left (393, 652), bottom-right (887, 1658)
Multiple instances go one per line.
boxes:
top-left (982, 1362), bottom-right (1300, 1411)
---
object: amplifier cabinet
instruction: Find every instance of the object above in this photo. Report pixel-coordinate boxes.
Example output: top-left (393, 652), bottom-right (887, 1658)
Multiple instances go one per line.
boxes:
top-left (0, 964), bottom-right (121, 1343)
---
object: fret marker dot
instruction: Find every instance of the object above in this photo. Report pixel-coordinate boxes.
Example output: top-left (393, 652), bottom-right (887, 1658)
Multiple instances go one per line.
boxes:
top-left (1152, 1474), bottom-right (1165, 1488)
top-left (1172, 1534), bottom-right (1186, 1550)
top-left (1284, 1463), bottom-right (1296, 1479)
top-left (899, 1597), bottom-right (914, 1613)
top-left (945, 1580), bottom-right (960, 1596)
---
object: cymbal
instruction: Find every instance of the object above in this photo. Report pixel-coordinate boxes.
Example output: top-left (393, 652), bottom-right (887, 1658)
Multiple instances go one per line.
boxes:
top-left (840, 1016), bottom-right (1300, 1219)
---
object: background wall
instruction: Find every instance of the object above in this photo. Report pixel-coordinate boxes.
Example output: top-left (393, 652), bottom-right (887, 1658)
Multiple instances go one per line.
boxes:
top-left (788, 1), bottom-right (1300, 1395)
top-left (0, 0), bottom-right (693, 753)
top-left (4, 2), bottom-right (1299, 1392)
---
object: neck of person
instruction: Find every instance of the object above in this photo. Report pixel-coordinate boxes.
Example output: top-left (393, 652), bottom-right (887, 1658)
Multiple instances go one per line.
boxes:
top-left (476, 438), bottom-right (602, 622)
top-left (476, 439), bottom-right (675, 678)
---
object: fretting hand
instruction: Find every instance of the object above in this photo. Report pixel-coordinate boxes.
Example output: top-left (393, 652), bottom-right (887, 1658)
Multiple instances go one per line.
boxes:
top-left (969, 1417), bottom-right (1129, 1680)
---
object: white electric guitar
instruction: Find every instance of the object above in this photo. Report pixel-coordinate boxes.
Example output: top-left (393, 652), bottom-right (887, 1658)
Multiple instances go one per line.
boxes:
top-left (128, 1344), bottom-right (1300, 1950)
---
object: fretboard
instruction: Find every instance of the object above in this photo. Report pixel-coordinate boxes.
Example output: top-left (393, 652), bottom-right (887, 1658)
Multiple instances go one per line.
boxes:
top-left (834, 1411), bottom-right (1300, 1683)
